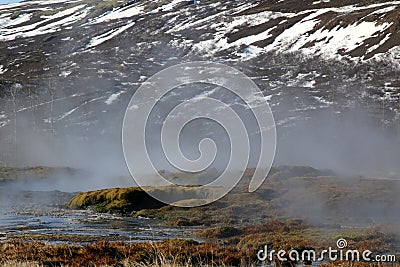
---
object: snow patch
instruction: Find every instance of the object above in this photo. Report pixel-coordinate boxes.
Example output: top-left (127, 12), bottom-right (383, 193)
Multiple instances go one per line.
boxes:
top-left (41, 4), bottom-right (86, 19)
top-left (230, 26), bottom-right (276, 47)
top-left (91, 4), bottom-right (144, 24)
top-left (265, 16), bottom-right (393, 61)
top-left (105, 91), bottom-right (124, 105)
top-left (370, 5), bottom-right (397, 14)
top-left (0, 121), bottom-right (9, 128)
top-left (312, 0), bottom-right (330, 4)
top-left (303, 80), bottom-right (316, 88)
top-left (0, 13), bottom-right (32, 28)
top-left (58, 96), bottom-right (106, 121)
top-left (0, 65), bottom-right (7, 74)
top-left (87, 21), bottom-right (136, 48)
top-left (174, 1), bottom-right (400, 62)
top-left (371, 46), bottom-right (400, 69)
top-left (159, 0), bottom-right (186, 11)
top-left (58, 106), bottom-right (80, 120)
top-left (365, 33), bottom-right (392, 55)
top-left (59, 70), bottom-right (71, 77)
top-left (234, 45), bottom-right (263, 60)
top-left (0, 5), bottom-right (89, 41)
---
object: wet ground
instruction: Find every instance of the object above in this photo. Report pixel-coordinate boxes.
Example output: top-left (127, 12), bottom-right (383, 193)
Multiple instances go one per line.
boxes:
top-left (0, 190), bottom-right (197, 244)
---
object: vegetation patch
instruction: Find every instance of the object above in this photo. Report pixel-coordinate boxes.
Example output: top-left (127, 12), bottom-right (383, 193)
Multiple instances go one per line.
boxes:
top-left (1, 220), bottom-right (399, 267)
top-left (68, 187), bottom-right (167, 213)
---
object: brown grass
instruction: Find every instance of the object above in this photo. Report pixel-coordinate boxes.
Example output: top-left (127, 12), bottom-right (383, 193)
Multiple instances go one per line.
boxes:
top-left (0, 219), bottom-right (399, 267)
top-left (0, 240), bottom-right (257, 267)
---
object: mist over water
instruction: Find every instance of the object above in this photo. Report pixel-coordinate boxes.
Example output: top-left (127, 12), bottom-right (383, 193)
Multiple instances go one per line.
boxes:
top-left (3, 95), bottom-right (399, 226)
top-left (275, 108), bottom-right (400, 176)
top-left (0, 51), bottom-right (399, 193)
top-left (1, 91), bottom-right (399, 192)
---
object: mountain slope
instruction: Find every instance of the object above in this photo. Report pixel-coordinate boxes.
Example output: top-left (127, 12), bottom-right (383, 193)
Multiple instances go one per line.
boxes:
top-left (0, 0), bottom-right (399, 172)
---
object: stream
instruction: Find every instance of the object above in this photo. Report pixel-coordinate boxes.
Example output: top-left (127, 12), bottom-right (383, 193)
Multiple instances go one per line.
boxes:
top-left (0, 189), bottom-right (196, 244)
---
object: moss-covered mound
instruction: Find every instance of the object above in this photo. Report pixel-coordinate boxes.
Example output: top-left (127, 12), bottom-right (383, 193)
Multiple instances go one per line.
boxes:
top-left (68, 187), bottom-right (167, 213)
top-left (68, 185), bottom-right (227, 214)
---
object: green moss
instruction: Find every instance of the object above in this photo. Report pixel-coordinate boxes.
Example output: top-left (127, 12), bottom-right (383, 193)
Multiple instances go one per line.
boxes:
top-left (68, 187), bottom-right (167, 214)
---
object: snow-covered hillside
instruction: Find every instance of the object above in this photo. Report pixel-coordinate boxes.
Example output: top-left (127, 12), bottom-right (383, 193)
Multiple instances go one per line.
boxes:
top-left (0, 0), bottom-right (399, 168)
top-left (1, 0), bottom-right (399, 61)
